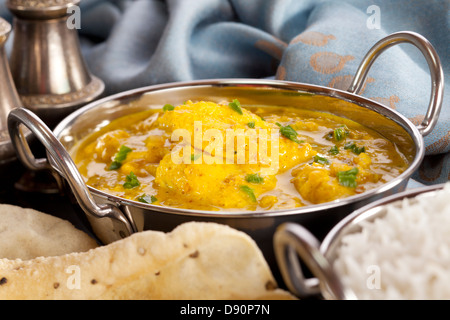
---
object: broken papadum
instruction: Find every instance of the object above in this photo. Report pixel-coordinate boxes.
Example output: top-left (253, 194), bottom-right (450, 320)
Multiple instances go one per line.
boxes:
top-left (0, 221), bottom-right (295, 300)
top-left (0, 204), bottom-right (98, 260)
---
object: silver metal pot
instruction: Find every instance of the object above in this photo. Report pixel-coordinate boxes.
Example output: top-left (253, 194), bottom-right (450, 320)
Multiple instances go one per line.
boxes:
top-left (7, 32), bottom-right (444, 273)
top-left (7, 0), bottom-right (105, 128)
top-left (274, 183), bottom-right (446, 299)
top-left (0, 17), bottom-right (23, 165)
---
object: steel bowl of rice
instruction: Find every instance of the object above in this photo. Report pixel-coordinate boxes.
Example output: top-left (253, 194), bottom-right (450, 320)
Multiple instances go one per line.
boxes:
top-left (274, 182), bottom-right (449, 300)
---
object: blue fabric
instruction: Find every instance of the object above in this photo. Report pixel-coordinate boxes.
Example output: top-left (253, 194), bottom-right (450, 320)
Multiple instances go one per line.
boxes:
top-left (1, 0), bottom-right (448, 184)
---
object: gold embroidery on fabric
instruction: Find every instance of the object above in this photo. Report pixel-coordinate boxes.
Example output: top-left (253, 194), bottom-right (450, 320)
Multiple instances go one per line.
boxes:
top-left (310, 52), bottom-right (354, 74)
top-left (425, 131), bottom-right (450, 154)
top-left (291, 31), bottom-right (336, 46)
top-left (275, 65), bottom-right (286, 80)
top-left (408, 115), bottom-right (425, 126)
top-left (327, 75), bottom-right (374, 93)
top-left (370, 95), bottom-right (400, 110)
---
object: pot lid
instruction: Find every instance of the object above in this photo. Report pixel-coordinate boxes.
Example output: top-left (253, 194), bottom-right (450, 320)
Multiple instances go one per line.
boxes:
top-left (7, 0), bottom-right (81, 20)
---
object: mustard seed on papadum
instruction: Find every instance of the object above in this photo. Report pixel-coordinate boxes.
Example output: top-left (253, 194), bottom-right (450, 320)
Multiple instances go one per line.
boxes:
top-left (0, 222), bottom-right (295, 300)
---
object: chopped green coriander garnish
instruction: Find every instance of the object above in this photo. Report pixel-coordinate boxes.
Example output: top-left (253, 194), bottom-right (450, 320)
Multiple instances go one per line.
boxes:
top-left (108, 145), bottom-right (132, 170)
top-left (344, 142), bottom-right (366, 155)
top-left (344, 142), bottom-right (355, 150)
top-left (229, 99), bottom-right (243, 115)
top-left (137, 194), bottom-right (157, 204)
top-left (245, 173), bottom-right (264, 184)
top-left (356, 146), bottom-right (366, 154)
top-left (247, 121), bottom-right (255, 128)
top-left (163, 104), bottom-right (175, 111)
top-left (275, 122), bottom-right (302, 144)
top-left (313, 155), bottom-right (330, 165)
top-left (123, 171), bottom-right (140, 189)
top-left (333, 125), bottom-right (349, 142)
top-left (329, 145), bottom-right (339, 155)
top-left (240, 185), bottom-right (257, 202)
top-left (337, 167), bottom-right (359, 188)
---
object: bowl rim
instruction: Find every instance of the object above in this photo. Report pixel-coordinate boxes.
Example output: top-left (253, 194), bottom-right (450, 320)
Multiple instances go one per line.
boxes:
top-left (320, 182), bottom-right (447, 258)
top-left (52, 78), bottom-right (426, 218)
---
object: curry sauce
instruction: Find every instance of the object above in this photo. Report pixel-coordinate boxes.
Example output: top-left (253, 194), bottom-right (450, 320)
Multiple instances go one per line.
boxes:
top-left (72, 100), bottom-right (410, 211)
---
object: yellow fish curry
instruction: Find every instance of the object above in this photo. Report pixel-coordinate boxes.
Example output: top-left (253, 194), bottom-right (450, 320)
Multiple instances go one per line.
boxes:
top-left (72, 100), bottom-right (410, 211)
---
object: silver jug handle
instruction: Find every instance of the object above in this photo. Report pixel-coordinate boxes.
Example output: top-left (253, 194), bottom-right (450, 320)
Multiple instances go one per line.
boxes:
top-left (348, 31), bottom-right (444, 137)
top-left (8, 107), bottom-right (137, 240)
top-left (273, 222), bottom-right (355, 300)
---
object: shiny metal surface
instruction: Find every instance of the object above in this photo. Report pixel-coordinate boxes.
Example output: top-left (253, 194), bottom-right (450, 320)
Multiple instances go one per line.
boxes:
top-left (348, 31), bottom-right (444, 137)
top-left (7, 32), bottom-right (444, 276)
top-left (0, 17), bottom-right (22, 163)
top-left (274, 183), bottom-right (445, 299)
top-left (7, 0), bottom-right (104, 128)
top-left (8, 107), bottom-right (136, 244)
top-left (7, 0), bottom-right (80, 19)
top-left (273, 32), bottom-right (445, 298)
top-left (273, 223), bottom-right (355, 300)
top-left (7, 79), bottom-right (432, 271)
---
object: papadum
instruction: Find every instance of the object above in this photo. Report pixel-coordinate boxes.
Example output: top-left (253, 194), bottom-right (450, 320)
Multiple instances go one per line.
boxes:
top-left (0, 204), bottom-right (98, 260)
top-left (0, 221), bottom-right (295, 300)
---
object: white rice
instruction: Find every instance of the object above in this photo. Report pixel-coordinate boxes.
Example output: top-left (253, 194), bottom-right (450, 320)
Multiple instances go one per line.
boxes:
top-left (333, 182), bottom-right (450, 300)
